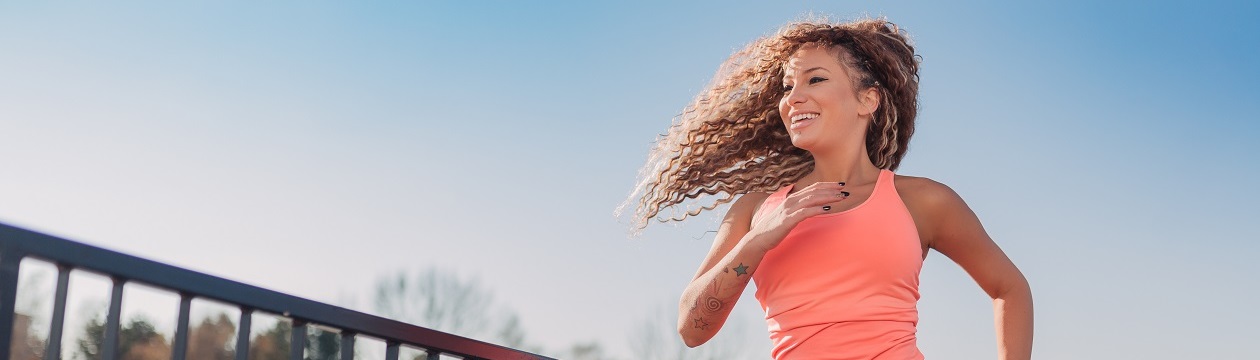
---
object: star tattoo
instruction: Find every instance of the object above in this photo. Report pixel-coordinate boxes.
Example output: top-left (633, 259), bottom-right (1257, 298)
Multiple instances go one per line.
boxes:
top-left (693, 317), bottom-right (710, 330)
top-left (732, 263), bottom-right (749, 276)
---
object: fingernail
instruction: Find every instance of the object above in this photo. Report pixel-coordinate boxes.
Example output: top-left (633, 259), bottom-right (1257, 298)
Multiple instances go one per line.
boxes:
top-left (841, 191), bottom-right (850, 197)
top-left (838, 182), bottom-right (846, 186)
top-left (822, 205), bottom-right (832, 211)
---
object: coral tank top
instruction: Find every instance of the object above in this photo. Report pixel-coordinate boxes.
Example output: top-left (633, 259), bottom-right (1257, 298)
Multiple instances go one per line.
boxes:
top-left (751, 169), bottom-right (926, 359)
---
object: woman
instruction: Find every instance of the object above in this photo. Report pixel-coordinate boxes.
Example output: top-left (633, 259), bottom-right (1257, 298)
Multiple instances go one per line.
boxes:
top-left (618, 17), bottom-right (1034, 359)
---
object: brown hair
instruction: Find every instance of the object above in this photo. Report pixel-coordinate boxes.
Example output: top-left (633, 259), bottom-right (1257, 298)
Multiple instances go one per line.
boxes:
top-left (616, 16), bottom-right (921, 235)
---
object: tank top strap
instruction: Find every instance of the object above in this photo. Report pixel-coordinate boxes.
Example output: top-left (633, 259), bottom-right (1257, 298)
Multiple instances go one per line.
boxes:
top-left (876, 168), bottom-right (894, 194)
top-left (752, 185), bottom-right (792, 225)
top-left (862, 168), bottom-right (899, 212)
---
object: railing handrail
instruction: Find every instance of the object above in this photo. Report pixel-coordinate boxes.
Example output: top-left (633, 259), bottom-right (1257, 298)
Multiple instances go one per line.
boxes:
top-left (0, 221), bottom-right (555, 360)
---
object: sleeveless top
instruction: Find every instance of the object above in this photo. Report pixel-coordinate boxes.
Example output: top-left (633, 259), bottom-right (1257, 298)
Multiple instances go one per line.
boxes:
top-left (750, 169), bottom-right (926, 359)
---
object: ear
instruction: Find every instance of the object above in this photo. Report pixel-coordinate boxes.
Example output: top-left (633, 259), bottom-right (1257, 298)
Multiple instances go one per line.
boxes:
top-left (857, 86), bottom-right (881, 118)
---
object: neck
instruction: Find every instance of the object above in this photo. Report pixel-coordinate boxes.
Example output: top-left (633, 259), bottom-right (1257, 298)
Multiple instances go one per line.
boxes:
top-left (802, 145), bottom-right (882, 186)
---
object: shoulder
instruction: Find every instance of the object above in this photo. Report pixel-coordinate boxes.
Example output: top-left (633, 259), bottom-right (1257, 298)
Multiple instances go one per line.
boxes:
top-left (728, 191), bottom-right (774, 222)
top-left (893, 174), bottom-right (965, 208)
top-left (893, 174), bottom-right (974, 244)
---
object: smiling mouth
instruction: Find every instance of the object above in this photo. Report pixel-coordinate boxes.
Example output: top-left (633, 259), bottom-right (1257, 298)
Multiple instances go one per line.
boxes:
top-left (790, 112), bottom-right (819, 123)
top-left (789, 112), bottom-right (819, 130)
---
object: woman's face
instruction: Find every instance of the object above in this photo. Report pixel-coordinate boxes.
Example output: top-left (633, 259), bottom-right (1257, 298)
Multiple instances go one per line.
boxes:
top-left (778, 45), bottom-right (877, 153)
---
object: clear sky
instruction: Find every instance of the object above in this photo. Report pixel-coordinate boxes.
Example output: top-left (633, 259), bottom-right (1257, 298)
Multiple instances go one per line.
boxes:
top-left (2, 1), bottom-right (1257, 359)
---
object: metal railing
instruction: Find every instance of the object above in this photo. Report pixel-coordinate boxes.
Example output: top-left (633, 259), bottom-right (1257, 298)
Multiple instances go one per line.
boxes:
top-left (0, 221), bottom-right (556, 360)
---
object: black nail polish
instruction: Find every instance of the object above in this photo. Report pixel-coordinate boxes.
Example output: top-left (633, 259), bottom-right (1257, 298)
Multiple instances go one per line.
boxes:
top-left (838, 182), bottom-right (846, 186)
top-left (842, 191), bottom-right (851, 197)
top-left (822, 205), bottom-right (832, 211)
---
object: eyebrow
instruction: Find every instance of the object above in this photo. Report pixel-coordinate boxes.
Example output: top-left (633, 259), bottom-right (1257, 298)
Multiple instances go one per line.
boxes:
top-left (783, 66), bottom-right (830, 80)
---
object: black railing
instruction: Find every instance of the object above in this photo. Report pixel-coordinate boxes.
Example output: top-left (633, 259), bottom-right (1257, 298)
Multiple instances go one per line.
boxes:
top-left (0, 221), bottom-right (556, 360)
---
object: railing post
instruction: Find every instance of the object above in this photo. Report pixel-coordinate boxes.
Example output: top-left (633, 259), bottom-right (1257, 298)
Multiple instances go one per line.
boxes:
top-left (340, 332), bottom-right (355, 360)
top-left (236, 308), bottom-right (252, 360)
top-left (45, 264), bottom-right (71, 360)
top-left (385, 341), bottom-right (400, 360)
top-left (0, 250), bottom-right (24, 360)
top-left (290, 320), bottom-right (307, 360)
top-left (172, 293), bottom-right (192, 360)
top-left (102, 277), bottom-right (125, 360)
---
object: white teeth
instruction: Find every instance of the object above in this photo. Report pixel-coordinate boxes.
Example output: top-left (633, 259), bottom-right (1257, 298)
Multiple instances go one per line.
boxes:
top-left (791, 113), bottom-right (819, 122)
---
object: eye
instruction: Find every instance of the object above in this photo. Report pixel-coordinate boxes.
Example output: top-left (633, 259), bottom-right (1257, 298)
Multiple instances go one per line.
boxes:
top-left (809, 76), bottom-right (827, 84)
top-left (781, 84), bottom-right (794, 93)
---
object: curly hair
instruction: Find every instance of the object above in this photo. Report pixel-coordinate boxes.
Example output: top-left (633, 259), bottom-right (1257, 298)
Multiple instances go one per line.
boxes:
top-left (616, 16), bottom-right (921, 236)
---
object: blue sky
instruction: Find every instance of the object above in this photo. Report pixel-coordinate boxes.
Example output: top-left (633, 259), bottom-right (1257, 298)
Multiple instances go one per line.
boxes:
top-left (2, 1), bottom-right (1257, 359)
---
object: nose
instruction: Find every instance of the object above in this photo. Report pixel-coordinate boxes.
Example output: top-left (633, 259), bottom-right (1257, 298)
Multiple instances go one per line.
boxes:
top-left (785, 87), bottom-right (807, 105)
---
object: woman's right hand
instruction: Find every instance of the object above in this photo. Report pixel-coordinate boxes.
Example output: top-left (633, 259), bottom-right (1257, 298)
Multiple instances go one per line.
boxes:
top-left (746, 181), bottom-right (848, 253)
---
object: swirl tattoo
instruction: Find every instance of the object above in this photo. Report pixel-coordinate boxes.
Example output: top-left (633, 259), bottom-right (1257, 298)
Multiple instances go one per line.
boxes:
top-left (704, 296), bottom-right (723, 314)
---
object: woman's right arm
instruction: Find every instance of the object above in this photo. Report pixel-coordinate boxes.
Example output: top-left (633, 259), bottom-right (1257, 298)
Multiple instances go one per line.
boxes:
top-left (677, 192), bottom-right (770, 347)
top-left (677, 182), bottom-right (847, 347)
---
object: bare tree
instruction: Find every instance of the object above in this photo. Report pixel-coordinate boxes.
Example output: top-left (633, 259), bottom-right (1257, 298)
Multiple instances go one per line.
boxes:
top-left (629, 300), bottom-right (761, 360)
top-left (10, 313), bottom-right (45, 360)
top-left (557, 341), bottom-right (618, 360)
top-left (75, 315), bottom-right (170, 360)
top-left (12, 264), bottom-right (53, 360)
top-left (186, 313), bottom-right (236, 360)
top-left (240, 320), bottom-right (343, 360)
top-left (247, 321), bottom-right (289, 360)
top-left (372, 267), bottom-right (532, 352)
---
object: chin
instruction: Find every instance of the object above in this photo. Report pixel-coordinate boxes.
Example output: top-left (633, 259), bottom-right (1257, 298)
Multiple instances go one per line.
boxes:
top-left (788, 134), bottom-right (824, 152)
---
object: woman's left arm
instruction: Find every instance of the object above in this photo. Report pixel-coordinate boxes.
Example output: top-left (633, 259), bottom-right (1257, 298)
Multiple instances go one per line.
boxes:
top-left (917, 180), bottom-right (1034, 360)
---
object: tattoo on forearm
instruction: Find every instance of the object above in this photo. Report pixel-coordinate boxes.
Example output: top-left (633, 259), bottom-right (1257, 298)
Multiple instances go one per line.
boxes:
top-left (703, 296), bottom-right (722, 314)
top-left (697, 275), bottom-right (726, 316)
top-left (687, 262), bottom-right (755, 333)
top-left (692, 317), bottom-right (710, 330)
